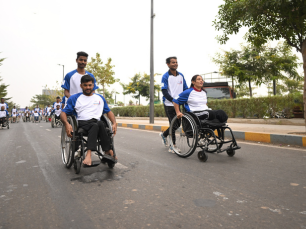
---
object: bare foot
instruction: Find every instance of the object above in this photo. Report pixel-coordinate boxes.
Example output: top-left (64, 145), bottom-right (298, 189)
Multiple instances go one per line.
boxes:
top-left (83, 151), bottom-right (92, 165)
top-left (106, 150), bottom-right (118, 160)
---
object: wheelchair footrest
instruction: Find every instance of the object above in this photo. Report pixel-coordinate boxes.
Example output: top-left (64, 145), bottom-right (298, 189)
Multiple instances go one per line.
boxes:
top-left (100, 154), bottom-right (116, 164)
top-left (83, 161), bottom-right (100, 168)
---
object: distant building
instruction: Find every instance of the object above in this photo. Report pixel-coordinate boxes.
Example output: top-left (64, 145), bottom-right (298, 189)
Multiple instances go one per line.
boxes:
top-left (42, 89), bottom-right (58, 96)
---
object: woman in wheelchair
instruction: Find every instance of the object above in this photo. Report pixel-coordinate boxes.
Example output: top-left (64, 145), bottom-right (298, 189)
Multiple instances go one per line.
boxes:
top-left (61, 74), bottom-right (117, 167)
top-left (0, 106), bottom-right (9, 127)
top-left (173, 74), bottom-right (228, 123)
top-left (169, 74), bottom-right (240, 161)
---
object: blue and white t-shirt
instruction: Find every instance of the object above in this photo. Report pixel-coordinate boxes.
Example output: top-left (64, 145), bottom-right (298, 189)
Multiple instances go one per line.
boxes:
top-left (11, 108), bottom-right (17, 113)
top-left (62, 96), bottom-right (67, 108)
top-left (63, 93), bottom-right (110, 121)
top-left (34, 107), bottom-right (40, 112)
top-left (0, 103), bottom-right (9, 111)
top-left (173, 88), bottom-right (209, 112)
top-left (53, 102), bottom-right (62, 109)
top-left (52, 108), bottom-right (62, 117)
top-left (0, 110), bottom-right (9, 118)
top-left (161, 71), bottom-right (188, 106)
top-left (61, 70), bottom-right (99, 96)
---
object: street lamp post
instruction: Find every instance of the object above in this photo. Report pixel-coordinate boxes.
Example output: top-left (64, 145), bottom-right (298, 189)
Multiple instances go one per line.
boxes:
top-left (58, 64), bottom-right (64, 80)
top-left (149, 0), bottom-right (155, 124)
top-left (202, 71), bottom-right (219, 82)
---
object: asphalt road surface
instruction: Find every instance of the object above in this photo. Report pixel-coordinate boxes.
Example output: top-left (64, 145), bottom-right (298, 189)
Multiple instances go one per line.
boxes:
top-left (0, 121), bottom-right (305, 229)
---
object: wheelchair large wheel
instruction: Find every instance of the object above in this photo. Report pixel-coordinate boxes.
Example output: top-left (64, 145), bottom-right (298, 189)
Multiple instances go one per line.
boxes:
top-left (51, 116), bottom-right (55, 128)
top-left (61, 116), bottom-right (76, 168)
top-left (169, 114), bottom-right (198, 158)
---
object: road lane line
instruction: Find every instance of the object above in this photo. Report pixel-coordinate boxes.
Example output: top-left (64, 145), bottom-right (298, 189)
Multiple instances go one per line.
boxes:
top-left (40, 126), bottom-right (43, 127)
top-left (116, 163), bottom-right (128, 169)
top-left (46, 129), bottom-right (51, 131)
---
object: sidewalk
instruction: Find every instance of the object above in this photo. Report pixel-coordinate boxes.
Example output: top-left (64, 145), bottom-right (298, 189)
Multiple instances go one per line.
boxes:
top-left (116, 117), bottom-right (306, 147)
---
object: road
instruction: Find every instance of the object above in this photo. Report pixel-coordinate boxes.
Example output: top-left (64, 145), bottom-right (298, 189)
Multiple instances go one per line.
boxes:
top-left (0, 121), bottom-right (305, 229)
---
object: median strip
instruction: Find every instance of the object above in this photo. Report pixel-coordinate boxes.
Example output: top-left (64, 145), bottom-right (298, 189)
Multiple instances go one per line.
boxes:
top-left (117, 122), bottom-right (306, 147)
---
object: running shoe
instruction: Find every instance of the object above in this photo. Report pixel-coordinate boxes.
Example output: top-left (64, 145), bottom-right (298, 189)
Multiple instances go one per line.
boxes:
top-left (169, 145), bottom-right (181, 153)
top-left (159, 133), bottom-right (168, 147)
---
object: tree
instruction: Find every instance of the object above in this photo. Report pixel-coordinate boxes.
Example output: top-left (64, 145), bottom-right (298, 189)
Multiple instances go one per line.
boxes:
top-left (213, 0), bottom-right (306, 118)
top-left (121, 73), bottom-right (161, 105)
top-left (268, 77), bottom-right (303, 95)
top-left (117, 101), bottom-right (124, 106)
top-left (213, 42), bottom-right (300, 97)
top-left (30, 94), bottom-right (53, 108)
top-left (97, 88), bottom-right (114, 104)
top-left (0, 55), bottom-right (11, 102)
top-left (86, 53), bottom-right (119, 97)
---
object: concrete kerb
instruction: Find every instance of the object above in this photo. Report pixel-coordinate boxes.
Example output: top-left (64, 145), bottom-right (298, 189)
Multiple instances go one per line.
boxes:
top-left (117, 123), bottom-right (306, 147)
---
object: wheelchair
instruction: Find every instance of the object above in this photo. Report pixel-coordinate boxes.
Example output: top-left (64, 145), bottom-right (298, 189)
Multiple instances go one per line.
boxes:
top-left (51, 115), bottom-right (62, 128)
top-left (169, 111), bottom-right (240, 162)
top-left (0, 115), bottom-right (10, 129)
top-left (32, 116), bottom-right (40, 123)
top-left (61, 115), bottom-right (117, 174)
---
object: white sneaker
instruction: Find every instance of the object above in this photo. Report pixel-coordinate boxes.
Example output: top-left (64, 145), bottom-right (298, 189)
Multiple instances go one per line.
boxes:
top-left (159, 133), bottom-right (168, 147)
top-left (169, 145), bottom-right (181, 153)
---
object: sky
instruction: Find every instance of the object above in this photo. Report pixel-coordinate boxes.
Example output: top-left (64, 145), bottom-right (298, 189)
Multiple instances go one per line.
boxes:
top-left (0, 0), bottom-right (303, 107)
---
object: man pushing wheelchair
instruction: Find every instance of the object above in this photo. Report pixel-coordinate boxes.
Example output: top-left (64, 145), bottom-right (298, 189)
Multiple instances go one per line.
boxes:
top-left (60, 75), bottom-right (117, 167)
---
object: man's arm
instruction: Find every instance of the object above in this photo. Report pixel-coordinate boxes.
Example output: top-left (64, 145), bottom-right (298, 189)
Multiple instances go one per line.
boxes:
top-left (106, 111), bottom-right (117, 136)
top-left (64, 89), bottom-right (71, 98)
top-left (60, 112), bottom-right (73, 138)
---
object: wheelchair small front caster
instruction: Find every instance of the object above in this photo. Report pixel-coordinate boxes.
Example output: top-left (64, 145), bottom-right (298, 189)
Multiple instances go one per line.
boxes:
top-left (198, 150), bottom-right (208, 162)
top-left (107, 162), bottom-right (115, 169)
top-left (226, 148), bottom-right (235, 157)
top-left (74, 159), bottom-right (81, 174)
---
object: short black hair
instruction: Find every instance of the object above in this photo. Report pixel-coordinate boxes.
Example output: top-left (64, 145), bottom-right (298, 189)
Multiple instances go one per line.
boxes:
top-left (166, 56), bottom-right (177, 64)
top-left (77, 51), bottom-right (88, 59)
top-left (81, 74), bottom-right (94, 84)
top-left (56, 96), bottom-right (60, 99)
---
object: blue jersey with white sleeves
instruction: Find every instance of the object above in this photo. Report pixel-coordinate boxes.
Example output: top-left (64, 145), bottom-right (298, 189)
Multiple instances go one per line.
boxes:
top-left (161, 71), bottom-right (188, 106)
top-left (61, 70), bottom-right (99, 96)
top-left (63, 92), bottom-right (110, 121)
top-left (173, 88), bottom-right (209, 112)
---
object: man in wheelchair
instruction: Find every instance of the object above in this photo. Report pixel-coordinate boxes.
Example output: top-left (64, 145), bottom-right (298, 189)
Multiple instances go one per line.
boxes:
top-left (61, 74), bottom-right (117, 166)
top-left (173, 75), bottom-right (228, 123)
top-left (51, 105), bottom-right (62, 126)
top-left (0, 106), bottom-right (9, 127)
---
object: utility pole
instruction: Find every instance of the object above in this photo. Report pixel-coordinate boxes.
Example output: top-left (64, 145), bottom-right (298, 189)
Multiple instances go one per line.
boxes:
top-left (58, 64), bottom-right (64, 80)
top-left (149, 0), bottom-right (155, 124)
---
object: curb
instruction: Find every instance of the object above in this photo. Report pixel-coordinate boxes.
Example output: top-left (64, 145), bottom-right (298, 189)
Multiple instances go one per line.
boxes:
top-left (117, 123), bottom-right (306, 147)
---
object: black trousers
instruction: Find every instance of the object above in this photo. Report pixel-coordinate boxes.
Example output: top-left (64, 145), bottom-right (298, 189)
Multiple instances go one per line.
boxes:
top-left (195, 110), bottom-right (228, 123)
top-left (0, 117), bottom-right (6, 125)
top-left (78, 119), bottom-right (112, 152)
top-left (163, 105), bottom-right (181, 145)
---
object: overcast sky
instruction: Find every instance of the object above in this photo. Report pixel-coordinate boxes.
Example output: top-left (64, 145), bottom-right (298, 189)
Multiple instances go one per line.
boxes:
top-left (0, 0), bottom-right (303, 107)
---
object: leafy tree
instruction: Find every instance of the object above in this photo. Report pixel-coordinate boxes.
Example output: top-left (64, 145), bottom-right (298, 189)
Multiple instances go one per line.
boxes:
top-left (268, 77), bottom-right (303, 95)
top-left (213, 42), bottom-right (300, 97)
top-left (86, 53), bottom-right (119, 97)
top-left (30, 94), bottom-right (53, 108)
top-left (121, 73), bottom-right (161, 105)
top-left (97, 88), bottom-right (114, 104)
top-left (117, 101), bottom-right (124, 106)
top-left (0, 55), bottom-right (11, 102)
top-left (213, 0), bottom-right (306, 117)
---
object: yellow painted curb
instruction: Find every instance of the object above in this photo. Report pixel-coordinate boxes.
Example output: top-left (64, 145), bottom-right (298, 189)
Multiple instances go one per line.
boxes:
top-left (145, 125), bottom-right (153, 130)
top-left (302, 137), bottom-right (306, 147)
top-left (122, 123), bottom-right (127, 127)
top-left (161, 126), bottom-right (168, 132)
top-left (245, 132), bottom-right (270, 143)
top-left (132, 124), bottom-right (139, 129)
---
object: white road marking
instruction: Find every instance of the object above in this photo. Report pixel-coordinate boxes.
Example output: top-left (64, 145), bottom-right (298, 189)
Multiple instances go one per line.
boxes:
top-left (46, 129), bottom-right (51, 131)
top-left (40, 126), bottom-right (43, 127)
top-left (58, 136), bottom-right (61, 138)
top-left (116, 163), bottom-right (128, 169)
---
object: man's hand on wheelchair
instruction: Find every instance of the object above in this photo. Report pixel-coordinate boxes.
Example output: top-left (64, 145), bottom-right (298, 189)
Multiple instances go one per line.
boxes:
top-left (65, 124), bottom-right (73, 138)
top-left (176, 112), bottom-right (184, 119)
top-left (112, 123), bottom-right (117, 136)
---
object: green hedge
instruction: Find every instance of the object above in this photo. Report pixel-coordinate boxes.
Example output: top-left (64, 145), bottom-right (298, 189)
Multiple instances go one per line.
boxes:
top-left (111, 94), bottom-right (303, 118)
